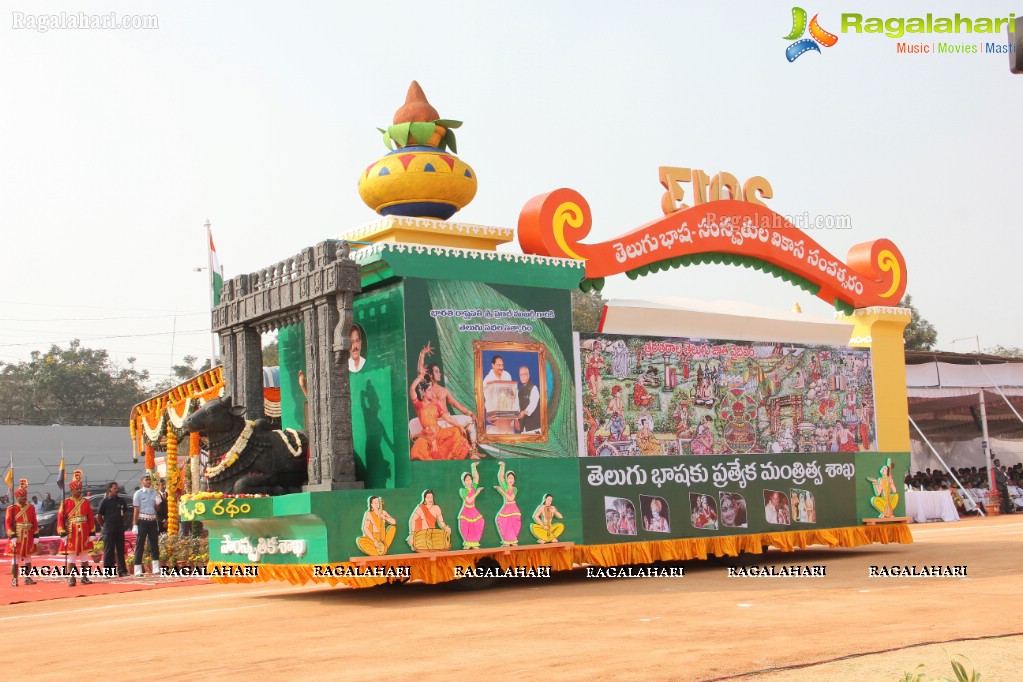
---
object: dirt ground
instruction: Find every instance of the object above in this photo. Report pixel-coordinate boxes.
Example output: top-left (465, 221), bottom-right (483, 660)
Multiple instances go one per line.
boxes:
top-left (4, 515), bottom-right (1021, 681)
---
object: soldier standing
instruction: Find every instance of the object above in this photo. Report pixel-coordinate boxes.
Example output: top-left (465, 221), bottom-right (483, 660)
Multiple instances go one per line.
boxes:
top-left (57, 470), bottom-right (96, 586)
top-left (5, 480), bottom-right (38, 587)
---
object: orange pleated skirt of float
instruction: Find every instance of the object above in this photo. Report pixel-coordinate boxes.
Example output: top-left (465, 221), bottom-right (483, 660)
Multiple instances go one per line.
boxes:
top-left (205, 524), bottom-right (912, 589)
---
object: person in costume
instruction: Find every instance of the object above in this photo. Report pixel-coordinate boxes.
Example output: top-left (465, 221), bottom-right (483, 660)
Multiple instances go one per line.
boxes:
top-left (675, 402), bottom-right (691, 437)
top-left (644, 498), bottom-right (670, 533)
top-left (867, 459), bottom-right (900, 518)
top-left (691, 416), bottom-right (716, 455)
top-left (809, 355), bottom-right (823, 384)
top-left (858, 406), bottom-right (873, 449)
top-left (635, 414), bottom-right (660, 456)
top-left (584, 344), bottom-right (605, 398)
top-left (407, 490), bottom-right (451, 552)
top-left (494, 462), bottom-right (521, 546)
top-left (409, 372), bottom-right (471, 461)
top-left (58, 469), bottom-right (97, 586)
top-left (633, 381), bottom-right (652, 408)
top-left (530, 494), bottom-right (564, 543)
top-left (5, 480), bottom-right (38, 586)
top-left (776, 494), bottom-right (792, 525)
top-left (691, 495), bottom-right (717, 530)
top-left (357, 496), bottom-right (397, 556)
top-left (583, 407), bottom-right (597, 456)
top-left (835, 421), bottom-right (859, 452)
top-left (620, 503), bottom-right (637, 534)
top-left (457, 463), bottom-right (485, 549)
top-left (605, 509), bottom-right (621, 533)
top-left (418, 342), bottom-right (478, 457)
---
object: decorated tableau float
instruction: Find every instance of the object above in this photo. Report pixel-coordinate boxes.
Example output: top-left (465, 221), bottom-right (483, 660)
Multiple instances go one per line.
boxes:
top-left (130, 82), bottom-right (914, 589)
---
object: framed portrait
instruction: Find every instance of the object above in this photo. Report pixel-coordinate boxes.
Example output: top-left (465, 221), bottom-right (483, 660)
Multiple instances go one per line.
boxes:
top-left (473, 340), bottom-right (548, 444)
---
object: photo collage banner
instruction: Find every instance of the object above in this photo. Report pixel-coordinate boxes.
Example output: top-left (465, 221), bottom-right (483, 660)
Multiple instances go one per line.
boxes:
top-left (577, 333), bottom-right (878, 459)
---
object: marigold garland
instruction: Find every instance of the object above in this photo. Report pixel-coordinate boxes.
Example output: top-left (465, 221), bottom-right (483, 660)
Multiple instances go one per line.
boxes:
top-left (189, 431), bottom-right (201, 458)
top-left (166, 431), bottom-right (179, 537)
top-left (145, 444), bottom-right (155, 470)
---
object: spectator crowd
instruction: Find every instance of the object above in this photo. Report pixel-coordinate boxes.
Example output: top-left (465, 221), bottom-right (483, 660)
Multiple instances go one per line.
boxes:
top-left (905, 459), bottom-right (1023, 515)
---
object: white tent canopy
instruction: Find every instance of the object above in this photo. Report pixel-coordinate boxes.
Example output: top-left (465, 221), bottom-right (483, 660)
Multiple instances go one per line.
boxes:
top-left (906, 352), bottom-right (1023, 471)
top-left (600, 297), bottom-right (854, 345)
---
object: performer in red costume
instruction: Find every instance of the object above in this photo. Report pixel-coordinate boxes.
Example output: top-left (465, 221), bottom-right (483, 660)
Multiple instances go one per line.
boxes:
top-left (57, 470), bottom-right (96, 586)
top-left (5, 479), bottom-right (38, 586)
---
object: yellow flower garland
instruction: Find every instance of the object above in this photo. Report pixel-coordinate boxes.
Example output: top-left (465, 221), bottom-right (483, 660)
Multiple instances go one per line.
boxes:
top-left (166, 431), bottom-right (179, 536)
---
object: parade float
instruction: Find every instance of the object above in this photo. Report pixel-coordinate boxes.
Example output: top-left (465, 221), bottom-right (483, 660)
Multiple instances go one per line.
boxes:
top-left (132, 82), bottom-right (913, 589)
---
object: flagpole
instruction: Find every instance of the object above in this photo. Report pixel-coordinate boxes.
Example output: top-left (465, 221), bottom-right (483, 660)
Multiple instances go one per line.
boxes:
top-left (61, 442), bottom-right (68, 575)
top-left (205, 220), bottom-right (218, 366)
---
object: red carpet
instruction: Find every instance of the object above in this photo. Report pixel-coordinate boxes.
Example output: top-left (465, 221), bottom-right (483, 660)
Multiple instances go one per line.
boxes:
top-left (1, 556), bottom-right (209, 606)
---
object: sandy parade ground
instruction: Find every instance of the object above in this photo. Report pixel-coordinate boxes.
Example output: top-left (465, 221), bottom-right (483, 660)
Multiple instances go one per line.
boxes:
top-left (3, 514), bottom-right (1021, 681)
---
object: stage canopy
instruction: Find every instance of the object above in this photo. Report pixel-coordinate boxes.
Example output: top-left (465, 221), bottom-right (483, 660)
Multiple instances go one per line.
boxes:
top-left (906, 351), bottom-right (1023, 442)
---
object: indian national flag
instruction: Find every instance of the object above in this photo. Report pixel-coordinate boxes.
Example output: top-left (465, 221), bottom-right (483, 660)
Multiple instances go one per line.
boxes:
top-left (208, 223), bottom-right (224, 306)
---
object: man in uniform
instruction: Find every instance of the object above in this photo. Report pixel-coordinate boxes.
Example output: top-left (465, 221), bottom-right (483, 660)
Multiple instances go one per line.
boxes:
top-left (132, 472), bottom-right (162, 576)
top-left (5, 480), bottom-right (38, 586)
top-left (57, 470), bottom-right (96, 586)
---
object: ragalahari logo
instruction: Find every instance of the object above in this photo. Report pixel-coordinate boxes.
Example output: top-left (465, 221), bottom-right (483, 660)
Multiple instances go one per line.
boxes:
top-left (784, 7), bottom-right (839, 62)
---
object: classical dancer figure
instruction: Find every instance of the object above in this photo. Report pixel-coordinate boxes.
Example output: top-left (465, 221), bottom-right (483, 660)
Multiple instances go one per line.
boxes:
top-left (409, 372), bottom-right (471, 461)
top-left (457, 463), bottom-right (485, 549)
top-left (418, 342), bottom-right (478, 457)
top-left (493, 462), bottom-right (521, 546)
top-left (356, 496), bottom-right (397, 556)
top-left (530, 494), bottom-right (564, 543)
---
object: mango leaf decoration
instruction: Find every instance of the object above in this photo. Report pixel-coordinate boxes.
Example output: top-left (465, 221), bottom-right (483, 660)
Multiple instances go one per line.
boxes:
top-left (378, 119), bottom-right (463, 153)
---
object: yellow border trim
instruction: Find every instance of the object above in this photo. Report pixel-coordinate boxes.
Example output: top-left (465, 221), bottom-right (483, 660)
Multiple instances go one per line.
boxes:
top-left (206, 524), bottom-right (912, 589)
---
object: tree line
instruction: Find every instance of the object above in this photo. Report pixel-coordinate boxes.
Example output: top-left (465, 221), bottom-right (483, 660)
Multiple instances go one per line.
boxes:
top-left (0, 340), bottom-right (210, 426)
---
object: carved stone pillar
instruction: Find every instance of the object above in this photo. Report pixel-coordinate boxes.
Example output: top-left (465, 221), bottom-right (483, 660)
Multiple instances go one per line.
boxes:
top-left (301, 302), bottom-right (323, 486)
top-left (213, 239), bottom-right (363, 493)
top-left (234, 326), bottom-right (264, 421)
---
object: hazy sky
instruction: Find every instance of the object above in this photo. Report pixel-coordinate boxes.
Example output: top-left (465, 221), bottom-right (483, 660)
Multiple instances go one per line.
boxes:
top-left (2, 0), bottom-right (1020, 383)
